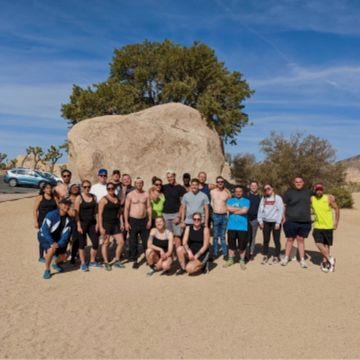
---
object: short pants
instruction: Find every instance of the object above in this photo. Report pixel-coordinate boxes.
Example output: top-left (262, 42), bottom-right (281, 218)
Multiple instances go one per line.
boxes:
top-left (313, 229), bottom-right (333, 246)
top-left (163, 212), bottom-right (183, 237)
top-left (283, 221), bottom-right (311, 238)
top-left (227, 230), bottom-right (248, 252)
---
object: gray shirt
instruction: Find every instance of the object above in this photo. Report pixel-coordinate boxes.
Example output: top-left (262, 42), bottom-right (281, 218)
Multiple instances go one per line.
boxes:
top-left (181, 191), bottom-right (209, 224)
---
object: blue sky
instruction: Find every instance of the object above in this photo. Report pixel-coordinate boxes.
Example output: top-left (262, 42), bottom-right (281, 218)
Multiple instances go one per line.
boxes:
top-left (1, 0), bottom-right (360, 162)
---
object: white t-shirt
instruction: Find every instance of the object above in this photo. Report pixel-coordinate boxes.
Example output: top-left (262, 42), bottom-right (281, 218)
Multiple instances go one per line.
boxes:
top-left (90, 183), bottom-right (107, 202)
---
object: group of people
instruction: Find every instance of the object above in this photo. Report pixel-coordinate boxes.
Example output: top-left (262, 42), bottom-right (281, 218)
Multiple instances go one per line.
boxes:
top-left (34, 167), bottom-right (340, 280)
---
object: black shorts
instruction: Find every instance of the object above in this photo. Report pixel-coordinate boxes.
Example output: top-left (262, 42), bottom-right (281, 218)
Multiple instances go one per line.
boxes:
top-left (283, 221), bottom-right (311, 238)
top-left (313, 229), bottom-right (333, 246)
top-left (104, 222), bottom-right (121, 236)
top-left (55, 246), bottom-right (67, 255)
top-left (227, 230), bottom-right (248, 251)
top-left (79, 221), bottom-right (99, 250)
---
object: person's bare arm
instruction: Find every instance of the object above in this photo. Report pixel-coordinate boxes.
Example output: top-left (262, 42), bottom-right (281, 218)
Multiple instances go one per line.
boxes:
top-left (166, 231), bottom-right (174, 258)
top-left (204, 203), bottom-right (209, 227)
top-left (74, 196), bottom-right (82, 233)
top-left (329, 195), bottom-right (340, 230)
top-left (182, 226), bottom-right (194, 259)
top-left (208, 183), bottom-right (216, 190)
top-left (33, 195), bottom-right (41, 228)
top-left (124, 195), bottom-right (131, 231)
top-left (146, 195), bottom-right (152, 229)
top-left (179, 203), bottom-right (185, 225)
top-left (98, 198), bottom-right (106, 235)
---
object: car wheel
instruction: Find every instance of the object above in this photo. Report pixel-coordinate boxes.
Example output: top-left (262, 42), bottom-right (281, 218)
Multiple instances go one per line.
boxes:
top-left (38, 181), bottom-right (47, 189)
top-left (9, 178), bottom-right (18, 187)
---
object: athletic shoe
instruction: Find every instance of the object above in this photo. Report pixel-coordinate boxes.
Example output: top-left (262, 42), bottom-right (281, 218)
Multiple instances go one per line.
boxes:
top-left (320, 262), bottom-right (330, 273)
top-left (329, 257), bottom-right (336, 272)
top-left (261, 256), bottom-right (269, 265)
top-left (300, 259), bottom-right (308, 269)
top-left (51, 263), bottom-right (64, 272)
top-left (80, 264), bottom-right (89, 272)
top-left (291, 256), bottom-right (297, 262)
top-left (240, 259), bottom-right (246, 270)
top-left (175, 268), bottom-right (186, 276)
top-left (146, 267), bottom-right (157, 276)
top-left (43, 270), bottom-right (51, 280)
top-left (89, 261), bottom-right (103, 268)
top-left (271, 256), bottom-right (280, 265)
top-left (280, 256), bottom-right (289, 266)
top-left (113, 261), bottom-right (125, 269)
top-left (38, 257), bottom-right (45, 263)
top-left (223, 259), bottom-right (234, 268)
top-left (132, 262), bottom-right (140, 269)
top-left (104, 263), bottom-right (112, 271)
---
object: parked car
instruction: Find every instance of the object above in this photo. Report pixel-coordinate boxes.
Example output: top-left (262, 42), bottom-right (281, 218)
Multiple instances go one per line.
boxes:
top-left (36, 171), bottom-right (63, 185)
top-left (3, 168), bottom-right (57, 188)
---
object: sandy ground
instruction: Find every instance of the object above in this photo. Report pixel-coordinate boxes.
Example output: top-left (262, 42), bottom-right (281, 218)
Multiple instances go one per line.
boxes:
top-left (1, 194), bottom-right (360, 359)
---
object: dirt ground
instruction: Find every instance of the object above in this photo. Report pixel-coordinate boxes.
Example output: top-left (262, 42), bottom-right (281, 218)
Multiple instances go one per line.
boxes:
top-left (1, 194), bottom-right (360, 359)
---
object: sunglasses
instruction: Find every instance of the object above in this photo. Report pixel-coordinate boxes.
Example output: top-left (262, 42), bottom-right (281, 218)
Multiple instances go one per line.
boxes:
top-left (83, 185), bottom-right (91, 189)
top-left (264, 187), bottom-right (271, 191)
top-left (155, 183), bottom-right (162, 186)
top-left (217, 181), bottom-right (224, 184)
top-left (193, 217), bottom-right (201, 221)
top-left (99, 175), bottom-right (107, 177)
top-left (107, 187), bottom-right (115, 191)
top-left (62, 175), bottom-right (71, 178)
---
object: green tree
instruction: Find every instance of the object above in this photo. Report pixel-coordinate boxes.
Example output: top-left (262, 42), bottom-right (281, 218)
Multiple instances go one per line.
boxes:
top-left (44, 145), bottom-right (63, 173)
top-left (7, 158), bottom-right (17, 169)
top-left (0, 153), bottom-right (7, 169)
top-left (25, 146), bottom-right (44, 170)
top-left (59, 140), bottom-right (69, 154)
top-left (61, 40), bottom-right (253, 146)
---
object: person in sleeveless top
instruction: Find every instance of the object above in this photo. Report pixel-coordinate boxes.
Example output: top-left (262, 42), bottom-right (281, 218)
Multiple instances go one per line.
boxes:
top-left (176, 212), bottom-right (210, 275)
top-left (33, 183), bottom-right (57, 262)
top-left (311, 183), bottom-right (340, 273)
top-left (145, 216), bottom-right (174, 276)
top-left (74, 180), bottom-right (101, 271)
top-left (98, 182), bottom-right (125, 271)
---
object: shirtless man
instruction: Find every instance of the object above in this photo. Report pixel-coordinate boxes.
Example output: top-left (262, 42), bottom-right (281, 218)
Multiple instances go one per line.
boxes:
top-left (53, 169), bottom-right (72, 200)
top-left (211, 176), bottom-right (231, 259)
top-left (124, 177), bottom-right (152, 268)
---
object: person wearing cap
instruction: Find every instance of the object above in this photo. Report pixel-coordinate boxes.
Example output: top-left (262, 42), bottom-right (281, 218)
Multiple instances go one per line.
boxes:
top-left (90, 169), bottom-right (108, 203)
top-left (311, 183), bottom-right (339, 272)
top-left (182, 173), bottom-right (191, 192)
top-left (281, 176), bottom-right (312, 268)
top-left (38, 197), bottom-right (73, 279)
top-left (124, 177), bottom-right (152, 268)
top-left (162, 171), bottom-right (187, 249)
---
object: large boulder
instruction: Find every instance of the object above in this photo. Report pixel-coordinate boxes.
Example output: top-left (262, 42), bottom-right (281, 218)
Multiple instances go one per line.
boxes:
top-left (68, 103), bottom-right (226, 185)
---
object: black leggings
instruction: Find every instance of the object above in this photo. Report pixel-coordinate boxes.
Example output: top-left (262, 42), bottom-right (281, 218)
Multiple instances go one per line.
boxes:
top-left (71, 227), bottom-right (80, 260)
top-left (79, 222), bottom-right (99, 250)
top-left (129, 217), bottom-right (149, 261)
top-left (262, 221), bottom-right (281, 257)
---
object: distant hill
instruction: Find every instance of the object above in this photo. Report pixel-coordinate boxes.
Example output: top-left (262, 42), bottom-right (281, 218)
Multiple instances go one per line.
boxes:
top-left (339, 155), bottom-right (360, 183)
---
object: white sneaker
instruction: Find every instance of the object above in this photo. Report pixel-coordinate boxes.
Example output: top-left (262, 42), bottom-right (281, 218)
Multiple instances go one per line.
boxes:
top-left (300, 259), bottom-right (308, 269)
top-left (280, 256), bottom-right (289, 266)
top-left (320, 262), bottom-right (330, 273)
top-left (329, 257), bottom-right (336, 272)
top-left (291, 255), bottom-right (297, 262)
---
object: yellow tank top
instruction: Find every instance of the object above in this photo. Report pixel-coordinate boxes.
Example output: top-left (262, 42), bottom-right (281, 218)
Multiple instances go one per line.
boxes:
top-left (311, 195), bottom-right (333, 229)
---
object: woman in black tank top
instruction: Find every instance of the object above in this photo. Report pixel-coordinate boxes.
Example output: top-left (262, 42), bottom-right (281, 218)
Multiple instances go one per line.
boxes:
top-left (98, 182), bottom-right (125, 271)
top-left (33, 183), bottom-right (57, 262)
top-left (145, 216), bottom-right (174, 276)
top-left (176, 212), bottom-right (210, 275)
top-left (74, 180), bottom-right (100, 271)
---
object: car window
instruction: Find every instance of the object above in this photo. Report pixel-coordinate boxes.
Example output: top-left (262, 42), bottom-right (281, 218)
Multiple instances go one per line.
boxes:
top-left (17, 170), bottom-right (26, 175)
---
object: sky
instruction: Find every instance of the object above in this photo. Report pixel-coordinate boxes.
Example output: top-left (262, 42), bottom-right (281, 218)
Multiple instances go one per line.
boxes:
top-left (1, 0), bottom-right (360, 162)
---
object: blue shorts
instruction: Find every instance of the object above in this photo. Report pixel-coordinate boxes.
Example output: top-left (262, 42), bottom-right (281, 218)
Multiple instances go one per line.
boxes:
top-left (283, 221), bottom-right (311, 239)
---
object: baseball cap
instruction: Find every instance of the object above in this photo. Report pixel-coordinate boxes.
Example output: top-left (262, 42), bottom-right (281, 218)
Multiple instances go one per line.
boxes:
top-left (98, 168), bottom-right (108, 176)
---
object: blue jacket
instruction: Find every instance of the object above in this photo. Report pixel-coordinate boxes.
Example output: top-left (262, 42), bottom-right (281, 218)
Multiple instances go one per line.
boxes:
top-left (38, 209), bottom-right (73, 249)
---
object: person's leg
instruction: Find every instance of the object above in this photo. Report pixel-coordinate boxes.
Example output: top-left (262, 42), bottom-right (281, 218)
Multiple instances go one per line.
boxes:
top-left (212, 214), bottom-right (221, 257)
top-left (39, 243), bottom-right (45, 260)
top-left (186, 259), bottom-right (202, 274)
top-left (44, 247), bottom-right (55, 271)
top-left (114, 233), bottom-right (125, 261)
top-left (128, 218), bottom-right (138, 262)
top-left (161, 257), bottom-right (173, 272)
top-left (297, 236), bottom-right (305, 259)
top-left (176, 246), bottom-right (187, 270)
top-left (139, 219), bottom-right (149, 256)
top-left (224, 231), bottom-right (236, 267)
top-left (262, 222), bottom-right (271, 258)
top-left (78, 223), bottom-right (87, 265)
top-left (88, 223), bottom-right (99, 263)
top-left (250, 219), bottom-right (259, 256)
top-left (239, 231), bottom-right (248, 269)
top-left (316, 243), bottom-right (330, 262)
top-left (220, 215), bottom-right (228, 259)
top-left (146, 249), bottom-right (159, 266)
top-left (101, 235), bottom-right (110, 264)
top-left (272, 224), bottom-right (281, 258)
top-left (71, 228), bottom-right (80, 263)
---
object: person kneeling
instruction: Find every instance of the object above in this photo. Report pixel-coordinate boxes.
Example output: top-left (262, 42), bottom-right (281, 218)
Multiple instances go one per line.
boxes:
top-left (38, 197), bottom-right (73, 280)
top-left (145, 216), bottom-right (174, 276)
top-left (176, 213), bottom-right (210, 275)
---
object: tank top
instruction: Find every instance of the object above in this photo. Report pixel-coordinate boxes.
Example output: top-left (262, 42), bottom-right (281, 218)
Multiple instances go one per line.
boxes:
top-left (200, 183), bottom-right (211, 202)
top-left (79, 194), bottom-right (97, 223)
top-left (152, 229), bottom-right (170, 251)
top-left (103, 197), bottom-right (120, 224)
top-left (38, 195), bottom-right (57, 225)
top-left (188, 225), bottom-right (204, 253)
top-left (311, 195), bottom-right (334, 229)
top-left (151, 194), bottom-right (165, 218)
